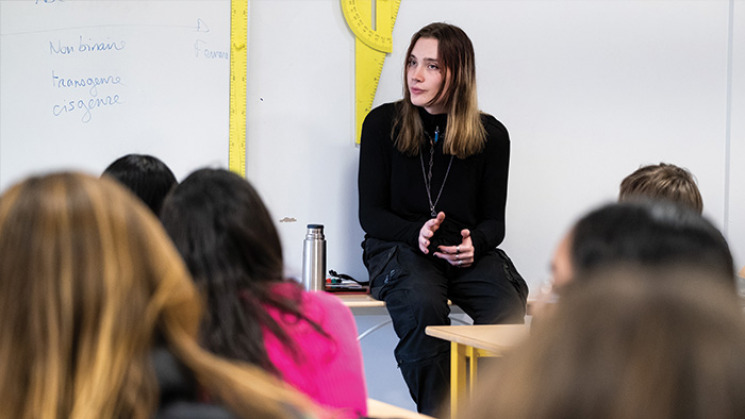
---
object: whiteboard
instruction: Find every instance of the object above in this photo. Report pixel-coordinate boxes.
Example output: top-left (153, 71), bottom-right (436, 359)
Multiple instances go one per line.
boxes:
top-left (0, 0), bottom-right (230, 191)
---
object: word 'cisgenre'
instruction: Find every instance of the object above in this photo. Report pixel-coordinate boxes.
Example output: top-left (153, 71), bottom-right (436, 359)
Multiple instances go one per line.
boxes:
top-left (53, 95), bottom-right (122, 123)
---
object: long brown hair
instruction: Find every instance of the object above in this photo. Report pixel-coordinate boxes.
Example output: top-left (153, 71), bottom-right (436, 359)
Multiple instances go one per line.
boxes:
top-left (395, 22), bottom-right (486, 158)
top-left (160, 169), bottom-right (330, 375)
top-left (0, 173), bottom-right (318, 419)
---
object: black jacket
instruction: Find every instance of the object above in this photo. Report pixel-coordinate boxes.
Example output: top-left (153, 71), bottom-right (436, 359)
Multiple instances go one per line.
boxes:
top-left (153, 347), bottom-right (236, 419)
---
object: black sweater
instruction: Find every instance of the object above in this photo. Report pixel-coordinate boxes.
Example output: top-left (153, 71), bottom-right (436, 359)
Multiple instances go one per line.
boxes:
top-left (153, 347), bottom-right (236, 419)
top-left (358, 102), bottom-right (510, 257)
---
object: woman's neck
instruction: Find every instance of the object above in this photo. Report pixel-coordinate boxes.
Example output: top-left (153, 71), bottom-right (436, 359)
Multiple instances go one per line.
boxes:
top-left (418, 106), bottom-right (448, 135)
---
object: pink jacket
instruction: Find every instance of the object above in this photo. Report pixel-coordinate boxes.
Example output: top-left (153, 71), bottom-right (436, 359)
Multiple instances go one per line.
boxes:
top-left (263, 282), bottom-right (367, 418)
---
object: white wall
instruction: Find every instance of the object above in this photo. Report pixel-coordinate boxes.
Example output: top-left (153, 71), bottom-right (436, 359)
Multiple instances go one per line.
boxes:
top-left (729, 1), bottom-right (745, 280)
top-left (245, 0), bottom-right (744, 409)
top-left (247, 0), bottom-right (742, 297)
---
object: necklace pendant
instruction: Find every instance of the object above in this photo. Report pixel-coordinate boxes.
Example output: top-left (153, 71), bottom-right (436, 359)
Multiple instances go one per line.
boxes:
top-left (430, 209), bottom-right (437, 217)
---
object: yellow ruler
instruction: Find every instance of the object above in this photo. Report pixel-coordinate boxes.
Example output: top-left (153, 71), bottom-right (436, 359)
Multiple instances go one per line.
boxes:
top-left (341, 0), bottom-right (401, 144)
top-left (229, 0), bottom-right (248, 176)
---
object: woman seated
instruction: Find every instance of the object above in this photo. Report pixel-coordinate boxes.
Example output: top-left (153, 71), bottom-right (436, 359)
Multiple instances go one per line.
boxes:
top-left (160, 168), bottom-right (367, 418)
top-left (0, 172), bottom-right (324, 419)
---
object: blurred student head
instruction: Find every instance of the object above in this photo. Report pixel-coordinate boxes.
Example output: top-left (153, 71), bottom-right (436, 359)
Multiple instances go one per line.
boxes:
top-left (550, 200), bottom-right (734, 291)
top-left (462, 267), bottom-right (745, 419)
top-left (102, 153), bottom-right (177, 215)
top-left (160, 168), bottom-right (298, 372)
top-left (160, 168), bottom-right (283, 287)
top-left (619, 162), bottom-right (703, 214)
top-left (0, 172), bottom-right (316, 419)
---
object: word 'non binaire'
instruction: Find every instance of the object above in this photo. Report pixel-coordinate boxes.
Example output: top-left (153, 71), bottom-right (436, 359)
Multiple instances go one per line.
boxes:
top-left (50, 36), bottom-right (125, 55)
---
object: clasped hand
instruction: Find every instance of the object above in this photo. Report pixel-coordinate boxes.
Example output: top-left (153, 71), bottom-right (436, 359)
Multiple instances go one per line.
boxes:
top-left (418, 212), bottom-right (474, 268)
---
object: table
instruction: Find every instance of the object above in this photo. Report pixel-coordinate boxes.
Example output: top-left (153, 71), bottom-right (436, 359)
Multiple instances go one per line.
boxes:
top-left (336, 293), bottom-right (390, 339)
top-left (336, 292), bottom-right (386, 311)
top-left (367, 398), bottom-right (433, 418)
top-left (338, 292), bottom-right (535, 338)
top-left (337, 293), bottom-right (472, 339)
top-left (338, 292), bottom-right (536, 315)
top-left (425, 324), bottom-right (530, 418)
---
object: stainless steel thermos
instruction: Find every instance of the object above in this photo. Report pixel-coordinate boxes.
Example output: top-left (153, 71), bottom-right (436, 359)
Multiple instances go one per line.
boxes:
top-left (302, 224), bottom-right (326, 291)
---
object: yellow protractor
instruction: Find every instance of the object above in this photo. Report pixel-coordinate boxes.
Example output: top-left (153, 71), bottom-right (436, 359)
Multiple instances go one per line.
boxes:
top-left (229, 0), bottom-right (248, 176)
top-left (341, 0), bottom-right (401, 144)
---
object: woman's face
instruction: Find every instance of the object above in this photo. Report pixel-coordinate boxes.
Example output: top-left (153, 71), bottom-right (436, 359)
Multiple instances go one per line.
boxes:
top-left (407, 37), bottom-right (448, 114)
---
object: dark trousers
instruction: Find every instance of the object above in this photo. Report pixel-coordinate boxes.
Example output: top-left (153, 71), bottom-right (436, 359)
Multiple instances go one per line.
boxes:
top-left (363, 238), bottom-right (527, 416)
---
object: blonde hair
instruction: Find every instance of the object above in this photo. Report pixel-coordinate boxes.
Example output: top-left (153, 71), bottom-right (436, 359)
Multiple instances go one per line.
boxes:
top-left (395, 22), bottom-right (486, 159)
top-left (619, 162), bottom-right (703, 214)
top-left (460, 266), bottom-right (745, 419)
top-left (0, 173), bottom-right (319, 419)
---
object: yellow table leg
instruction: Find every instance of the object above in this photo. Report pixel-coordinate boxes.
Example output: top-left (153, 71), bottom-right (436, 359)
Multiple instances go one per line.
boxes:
top-left (467, 345), bottom-right (478, 398)
top-left (451, 342), bottom-right (467, 419)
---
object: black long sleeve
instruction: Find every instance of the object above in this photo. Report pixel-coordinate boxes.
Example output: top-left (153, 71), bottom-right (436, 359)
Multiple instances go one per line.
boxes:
top-left (358, 102), bottom-right (510, 256)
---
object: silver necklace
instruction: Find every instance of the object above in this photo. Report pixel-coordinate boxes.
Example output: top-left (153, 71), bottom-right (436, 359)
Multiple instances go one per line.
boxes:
top-left (419, 126), bottom-right (454, 217)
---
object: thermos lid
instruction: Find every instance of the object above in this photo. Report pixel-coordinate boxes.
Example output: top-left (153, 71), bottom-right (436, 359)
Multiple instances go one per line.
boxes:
top-left (307, 224), bottom-right (324, 229)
